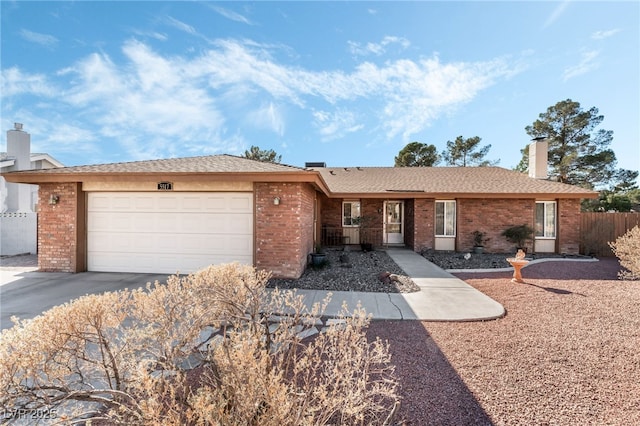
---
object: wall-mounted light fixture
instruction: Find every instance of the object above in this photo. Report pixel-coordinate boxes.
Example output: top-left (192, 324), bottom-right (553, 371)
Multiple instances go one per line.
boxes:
top-left (49, 194), bottom-right (60, 205)
top-left (273, 197), bottom-right (281, 206)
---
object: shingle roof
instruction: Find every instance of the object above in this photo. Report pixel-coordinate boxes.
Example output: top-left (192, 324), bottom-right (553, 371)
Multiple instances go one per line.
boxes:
top-left (7, 154), bottom-right (306, 174)
top-left (2, 153), bottom-right (596, 198)
top-left (312, 166), bottom-right (596, 196)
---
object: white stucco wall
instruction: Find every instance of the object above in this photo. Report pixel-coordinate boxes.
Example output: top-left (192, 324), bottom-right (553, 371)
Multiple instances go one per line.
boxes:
top-left (0, 212), bottom-right (37, 255)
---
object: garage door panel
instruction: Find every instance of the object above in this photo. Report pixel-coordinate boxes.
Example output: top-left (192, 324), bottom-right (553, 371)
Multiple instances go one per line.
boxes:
top-left (193, 234), bottom-right (251, 253)
top-left (135, 197), bottom-right (155, 210)
top-left (90, 252), bottom-right (254, 274)
top-left (157, 196), bottom-right (180, 210)
top-left (88, 192), bottom-right (253, 274)
top-left (112, 196), bottom-right (135, 210)
top-left (88, 213), bottom-right (113, 231)
top-left (227, 215), bottom-right (253, 231)
top-left (90, 216), bottom-right (132, 232)
top-left (89, 195), bottom-right (111, 210)
top-left (182, 196), bottom-right (203, 210)
top-left (226, 235), bottom-right (253, 253)
top-left (176, 213), bottom-right (252, 233)
top-left (202, 195), bottom-right (229, 211)
top-left (91, 213), bottom-right (252, 234)
top-left (91, 230), bottom-right (252, 253)
top-left (229, 196), bottom-right (252, 211)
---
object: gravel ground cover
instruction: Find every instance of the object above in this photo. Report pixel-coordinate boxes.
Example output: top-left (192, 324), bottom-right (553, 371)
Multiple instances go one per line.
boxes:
top-left (422, 249), bottom-right (593, 270)
top-left (369, 257), bottom-right (640, 425)
top-left (268, 248), bottom-right (420, 293)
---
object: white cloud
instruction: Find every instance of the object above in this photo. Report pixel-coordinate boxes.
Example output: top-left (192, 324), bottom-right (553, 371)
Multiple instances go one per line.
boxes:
top-left (208, 5), bottom-right (252, 25)
top-left (345, 56), bottom-right (512, 139)
top-left (42, 122), bottom-right (98, 153)
top-left (563, 50), bottom-right (600, 81)
top-left (247, 102), bottom-right (285, 136)
top-left (312, 109), bottom-right (364, 141)
top-left (59, 52), bottom-right (126, 105)
top-left (591, 29), bottom-right (621, 40)
top-left (1, 113), bottom-right (101, 162)
top-left (19, 29), bottom-right (58, 47)
top-left (194, 39), bottom-right (304, 104)
top-left (3, 38), bottom-right (518, 160)
top-left (543, 1), bottom-right (570, 29)
top-left (1, 67), bottom-right (57, 97)
top-left (57, 40), bottom-right (225, 159)
top-left (131, 29), bottom-right (168, 41)
top-left (164, 16), bottom-right (197, 35)
top-left (348, 36), bottom-right (410, 57)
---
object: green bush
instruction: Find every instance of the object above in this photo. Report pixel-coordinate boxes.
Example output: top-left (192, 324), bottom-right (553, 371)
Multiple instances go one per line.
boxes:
top-left (502, 224), bottom-right (534, 249)
top-left (0, 264), bottom-right (399, 425)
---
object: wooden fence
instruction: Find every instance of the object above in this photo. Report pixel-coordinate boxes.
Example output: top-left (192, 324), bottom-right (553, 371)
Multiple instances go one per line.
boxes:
top-left (580, 212), bottom-right (640, 256)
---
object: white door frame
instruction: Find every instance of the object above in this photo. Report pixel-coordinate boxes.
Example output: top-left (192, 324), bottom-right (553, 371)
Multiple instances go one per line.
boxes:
top-left (384, 200), bottom-right (404, 245)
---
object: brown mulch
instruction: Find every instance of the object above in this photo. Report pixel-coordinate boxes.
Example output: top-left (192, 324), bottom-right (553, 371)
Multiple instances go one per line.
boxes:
top-left (368, 257), bottom-right (640, 425)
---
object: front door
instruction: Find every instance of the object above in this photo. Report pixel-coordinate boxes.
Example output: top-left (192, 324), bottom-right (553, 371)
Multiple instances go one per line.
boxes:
top-left (384, 201), bottom-right (404, 245)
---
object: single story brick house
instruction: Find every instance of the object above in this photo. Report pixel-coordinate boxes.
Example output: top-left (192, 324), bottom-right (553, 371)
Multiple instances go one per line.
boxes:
top-left (2, 142), bottom-right (596, 278)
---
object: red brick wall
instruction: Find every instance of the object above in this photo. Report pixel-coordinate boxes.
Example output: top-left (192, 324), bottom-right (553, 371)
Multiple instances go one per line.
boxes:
top-left (457, 198), bottom-right (535, 253)
top-left (319, 196), bottom-right (342, 228)
top-left (558, 198), bottom-right (581, 254)
top-left (411, 198), bottom-right (434, 252)
top-left (254, 182), bottom-right (316, 278)
top-left (37, 183), bottom-right (85, 272)
top-left (362, 199), bottom-right (383, 246)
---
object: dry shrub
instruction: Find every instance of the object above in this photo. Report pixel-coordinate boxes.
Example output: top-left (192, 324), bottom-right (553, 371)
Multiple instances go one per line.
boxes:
top-left (0, 263), bottom-right (399, 425)
top-left (609, 225), bottom-right (640, 280)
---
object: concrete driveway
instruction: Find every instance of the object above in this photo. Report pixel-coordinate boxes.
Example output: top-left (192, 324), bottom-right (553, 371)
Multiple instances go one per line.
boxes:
top-left (1, 250), bottom-right (506, 330)
top-left (1, 267), bottom-right (169, 330)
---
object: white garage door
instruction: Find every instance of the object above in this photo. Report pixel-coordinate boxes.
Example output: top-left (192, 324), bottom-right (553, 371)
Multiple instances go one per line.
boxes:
top-left (87, 192), bottom-right (253, 274)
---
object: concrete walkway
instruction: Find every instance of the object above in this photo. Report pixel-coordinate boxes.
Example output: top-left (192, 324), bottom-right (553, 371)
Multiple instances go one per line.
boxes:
top-left (1, 250), bottom-right (505, 330)
top-left (293, 249), bottom-right (505, 321)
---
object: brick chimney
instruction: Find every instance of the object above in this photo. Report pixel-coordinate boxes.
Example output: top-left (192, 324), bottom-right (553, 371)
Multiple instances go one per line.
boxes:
top-left (528, 137), bottom-right (548, 179)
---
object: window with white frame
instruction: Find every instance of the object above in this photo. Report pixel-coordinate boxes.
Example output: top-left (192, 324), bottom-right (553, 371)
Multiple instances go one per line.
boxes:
top-left (535, 201), bottom-right (556, 238)
top-left (342, 201), bottom-right (361, 227)
top-left (435, 200), bottom-right (456, 236)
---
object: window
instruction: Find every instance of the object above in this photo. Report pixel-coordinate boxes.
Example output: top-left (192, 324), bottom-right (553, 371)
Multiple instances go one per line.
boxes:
top-left (342, 201), bottom-right (361, 227)
top-left (535, 201), bottom-right (556, 238)
top-left (435, 200), bottom-right (456, 237)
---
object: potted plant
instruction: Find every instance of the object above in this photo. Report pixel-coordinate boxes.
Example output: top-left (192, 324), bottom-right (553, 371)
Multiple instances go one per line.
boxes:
top-left (501, 224), bottom-right (534, 252)
top-left (471, 230), bottom-right (489, 254)
top-left (310, 244), bottom-right (327, 266)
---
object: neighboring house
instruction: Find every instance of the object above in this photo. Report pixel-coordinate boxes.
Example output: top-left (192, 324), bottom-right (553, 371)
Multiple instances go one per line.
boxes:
top-left (1, 124), bottom-right (64, 255)
top-left (1, 141), bottom-right (596, 278)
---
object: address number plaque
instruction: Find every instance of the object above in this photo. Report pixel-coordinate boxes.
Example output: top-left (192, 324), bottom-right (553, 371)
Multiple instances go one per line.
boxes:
top-left (157, 181), bottom-right (173, 191)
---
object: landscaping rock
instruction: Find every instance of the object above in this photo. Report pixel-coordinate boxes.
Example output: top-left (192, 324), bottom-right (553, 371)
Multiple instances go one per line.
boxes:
top-left (268, 249), bottom-right (420, 293)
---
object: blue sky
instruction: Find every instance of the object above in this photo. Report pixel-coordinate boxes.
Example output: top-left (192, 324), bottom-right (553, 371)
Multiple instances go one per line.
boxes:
top-left (1, 1), bottom-right (638, 176)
